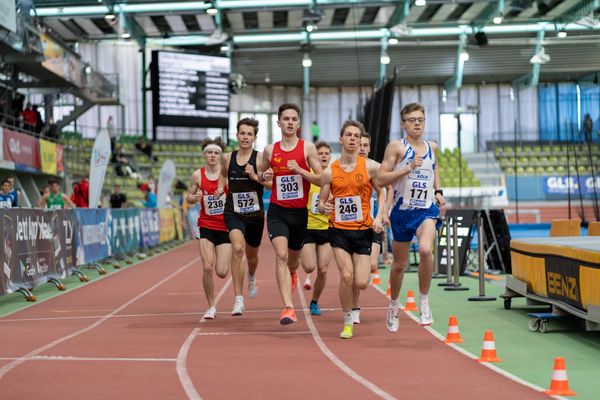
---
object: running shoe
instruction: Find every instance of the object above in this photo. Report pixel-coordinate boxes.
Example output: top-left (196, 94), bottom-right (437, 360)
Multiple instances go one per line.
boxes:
top-left (291, 270), bottom-right (298, 291)
top-left (419, 299), bottom-right (434, 326)
top-left (351, 308), bottom-right (361, 324)
top-left (202, 307), bottom-right (217, 320)
top-left (309, 301), bottom-right (321, 316)
top-left (279, 308), bottom-right (298, 325)
top-left (339, 325), bottom-right (354, 339)
top-left (386, 304), bottom-right (399, 333)
top-left (231, 298), bottom-right (244, 316)
top-left (248, 280), bottom-right (258, 299)
top-left (303, 276), bottom-right (312, 290)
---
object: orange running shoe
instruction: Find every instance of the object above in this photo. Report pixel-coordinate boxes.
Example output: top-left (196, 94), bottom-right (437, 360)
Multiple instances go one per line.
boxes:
top-left (291, 270), bottom-right (298, 291)
top-left (280, 308), bottom-right (297, 325)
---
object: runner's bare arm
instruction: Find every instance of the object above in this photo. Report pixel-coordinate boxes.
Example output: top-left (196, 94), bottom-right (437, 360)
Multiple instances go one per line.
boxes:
top-left (251, 151), bottom-right (273, 189)
top-left (187, 170), bottom-right (202, 204)
top-left (259, 145), bottom-right (273, 180)
top-left (368, 159), bottom-right (385, 232)
top-left (288, 142), bottom-right (322, 185)
top-left (62, 194), bottom-right (76, 208)
top-left (378, 140), bottom-right (410, 187)
top-left (317, 167), bottom-right (333, 215)
top-left (217, 153), bottom-right (230, 193)
top-left (429, 141), bottom-right (446, 206)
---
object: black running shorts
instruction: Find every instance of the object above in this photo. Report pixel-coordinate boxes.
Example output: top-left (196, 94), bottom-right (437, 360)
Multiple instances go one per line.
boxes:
top-left (199, 227), bottom-right (231, 247)
top-left (372, 231), bottom-right (382, 247)
top-left (329, 228), bottom-right (373, 255)
top-left (224, 212), bottom-right (264, 248)
top-left (267, 203), bottom-right (308, 251)
top-left (304, 229), bottom-right (330, 246)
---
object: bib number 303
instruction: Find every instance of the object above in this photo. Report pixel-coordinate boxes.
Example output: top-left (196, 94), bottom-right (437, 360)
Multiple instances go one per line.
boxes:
top-left (276, 174), bottom-right (303, 201)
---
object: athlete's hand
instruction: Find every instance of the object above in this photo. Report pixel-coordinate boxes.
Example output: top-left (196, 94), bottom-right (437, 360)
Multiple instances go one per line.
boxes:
top-left (244, 164), bottom-right (258, 181)
top-left (287, 160), bottom-right (301, 173)
top-left (191, 191), bottom-right (202, 203)
top-left (373, 217), bottom-right (384, 233)
top-left (214, 187), bottom-right (225, 197)
top-left (262, 168), bottom-right (274, 182)
top-left (411, 155), bottom-right (424, 170)
top-left (435, 193), bottom-right (446, 207)
top-left (319, 200), bottom-right (334, 215)
top-left (382, 213), bottom-right (390, 227)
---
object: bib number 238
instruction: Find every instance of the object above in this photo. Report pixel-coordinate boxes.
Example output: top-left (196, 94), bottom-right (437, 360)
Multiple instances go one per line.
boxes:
top-left (276, 175), bottom-right (303, 201)
top-left (204, 194), bottom-right (225, 215)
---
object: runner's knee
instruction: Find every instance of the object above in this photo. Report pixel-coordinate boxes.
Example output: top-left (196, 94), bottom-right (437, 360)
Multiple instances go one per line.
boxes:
top-left (231, 242), bottom-right (244, 258)
top-left (340, 270), bottom-right (353, 286)
top-left (419, 244), bottom-right (433, 259)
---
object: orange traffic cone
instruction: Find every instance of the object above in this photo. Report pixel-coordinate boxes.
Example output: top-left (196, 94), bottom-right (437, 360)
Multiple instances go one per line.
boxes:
top-left (385, 283), bottom-right (391, 297)
top-left (477, 330), bottom-right (502, 362)
top-left (403, 290), bottom-right (417, 311)
top-left (443, 316), bottom-right (464, 343)
top-left (544, 357), bottom-right (576, 396)
top-left (372, 269), bottom-right (381, 285)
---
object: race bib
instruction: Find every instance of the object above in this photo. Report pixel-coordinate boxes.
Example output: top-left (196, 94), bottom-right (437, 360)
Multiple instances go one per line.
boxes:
top-left (203, 194), bottom-right (225, 215)
top-left (335, 196), bottom-right (363, 223)
top-left (50, 204), bottom-right (62, 210)
top-left (233, 192), bottom-right (260, 214)
top-left (276, 174), bottom-right (303, 201)
top-left (310, 192), bottom-right (320, 214)
top-left (0, 200), bottom-right (11, 208)
top-left (402, 168), bottom-right (433, 209)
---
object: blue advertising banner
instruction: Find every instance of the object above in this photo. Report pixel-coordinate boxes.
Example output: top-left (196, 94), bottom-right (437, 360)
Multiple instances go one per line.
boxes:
top-left (544, 175), bottom-right (600, 195)
top-left (140, 209), bottom-right (159, 248)
top-left (75, 209), bottom-right (110, 265)
top-left (110, 209), bottom-right (141, 256)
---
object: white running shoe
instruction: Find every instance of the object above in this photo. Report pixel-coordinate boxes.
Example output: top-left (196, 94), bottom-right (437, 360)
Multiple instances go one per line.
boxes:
top-left (231, 298), bottom-right (244, 316)
top-left (351, 308), bottom-right (361, 324)
top-left (419, 299), bottom-right (433, 326)
top-left (202, 307), bottom-right (216, 320)
top-left (248, 281), bottom-right (258, 299)
top-left (386, 304), bottom-right (399, 333)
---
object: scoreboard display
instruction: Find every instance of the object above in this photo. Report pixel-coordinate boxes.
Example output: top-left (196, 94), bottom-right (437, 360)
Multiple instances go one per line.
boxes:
top-left (151, 50), bottom-right (230, 128)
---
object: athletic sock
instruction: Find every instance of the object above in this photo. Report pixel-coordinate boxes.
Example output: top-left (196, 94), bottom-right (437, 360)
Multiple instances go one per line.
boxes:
top-left (343, 312), bottom-right (353, 326)
top-left (390, 298), bottom-right (400, 309)
top-left (310, 300), bottom-right (318, 305)
top-left (352, 307), bottom-right (360, 311)
top-left (420, 293), bottom-right (429, 303)
top-left (235, 295), bottom-right (244, 303)
top-left (248, 274), bottom-right (256, 283)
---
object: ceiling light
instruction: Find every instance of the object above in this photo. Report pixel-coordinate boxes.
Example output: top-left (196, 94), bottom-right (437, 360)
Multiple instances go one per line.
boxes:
top-left (388, 37), bottom-right (399, 45)
top-left (302, 53), bottom-right (312, 68)
top-left (557, 30), bottom-right (567, 38)
top-left (415, 0), bottom-right (426, 6)
top-left (306, 24), bottom-right (314, 32)
top-left (529, 47), bottom-right (550, 64)
top-left (207, 6), bottom-right (218, 15)
top-left (380, 52), bottom-right (390, 65)
top-left (460, 49), bottom-right (469, 62)
top-left (121, 32), bottom-right (131, 39)
top-left (84, 65), bottom-right (92, 74)
top-left (264, 73), bottom-right (271, 83)
top-left (220, 44), bottom-right (229, 52)
top-left (493, 15), bottom-right (503, 24)
top-left (104, 13), bottom-right (115, 21)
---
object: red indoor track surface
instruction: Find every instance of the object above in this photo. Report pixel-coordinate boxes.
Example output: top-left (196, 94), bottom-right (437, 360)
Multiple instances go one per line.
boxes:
top-left (0, 240), bottom-right (548, 399)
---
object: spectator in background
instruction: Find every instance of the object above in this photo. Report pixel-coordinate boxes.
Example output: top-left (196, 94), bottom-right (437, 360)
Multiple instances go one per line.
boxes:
top-left (147, 175), bottom-right (156, 193)
top-left (113, 145), bottom-right (135, 177)
top-left (110, 184), bottom-right (128, 208)
top-left (37, 179), bottom-right (75, 209)
top-left (33, 105), bottom-right (44, 133)
top-left (107, 115), bottom-right (116, 153)
top-left (42, 117), bottom-right (59, 140)
top-left (22, 103), bottom-right (36, 131)
top-left (0, 180), bottom-right (15, 208)
top-left (140, 183), bottom-right (156, 208)
top-left (135, 136), bottom-right (156, 161)
top-left (311, 120), bottom-right (320, 143)
top-left (39, 185), bottom-right (50, 198)
top-left (6, 176), bottom-right (19, 207)
top-left (11, 93), bottom-right (24, 125)
top-left (70, 177), bottom-right (89, 208)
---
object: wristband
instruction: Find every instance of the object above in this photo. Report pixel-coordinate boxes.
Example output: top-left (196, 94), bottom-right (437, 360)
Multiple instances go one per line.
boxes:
top-left (435, 189), bottom-right (443, 196)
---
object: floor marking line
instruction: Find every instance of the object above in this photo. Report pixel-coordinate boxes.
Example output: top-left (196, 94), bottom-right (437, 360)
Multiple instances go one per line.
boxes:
top-left (0, 356), bottom-right (176, 362)
top-left (196, 330), bottom-right (310, 336)
top-left (369, 283), bottom-right (561, 398)
top-left (0, 256), bottom-right (200, 381)
top-left (176, 278), bottom-right (231, 400)
top-left (297, 285), bottom-right (397, 400)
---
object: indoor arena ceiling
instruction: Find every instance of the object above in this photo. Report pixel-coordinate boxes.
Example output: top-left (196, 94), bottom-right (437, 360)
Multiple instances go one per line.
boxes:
top-left (31, 0), bottom-right (600, 86)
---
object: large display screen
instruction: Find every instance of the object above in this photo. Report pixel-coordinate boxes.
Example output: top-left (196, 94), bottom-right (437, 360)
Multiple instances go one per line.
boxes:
top-left (151, 51), bottom-right (230, 128)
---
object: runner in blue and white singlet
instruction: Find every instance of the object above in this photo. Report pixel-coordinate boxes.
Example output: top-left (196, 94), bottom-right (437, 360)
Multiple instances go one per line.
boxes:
top-left (378, 103), bottom-right (446, 332)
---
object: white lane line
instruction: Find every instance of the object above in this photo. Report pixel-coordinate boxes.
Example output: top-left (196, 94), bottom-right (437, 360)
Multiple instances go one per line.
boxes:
top-left (0, 256), bottom-right (200, 381)
top-left (0, 356), bottom-right (176, 362)
top-left (296, 285), bottom-right (397, 400)
top-left (369, 283), bottom-right (560, 398)
top-left (176, 278), bottom-right (231, 400)
top-left (0, 307), bottom-right (392, 324)
top-left (0, 242), bottom-right (190, 320)
top-left (196, 331), bottom-right (310, 336)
